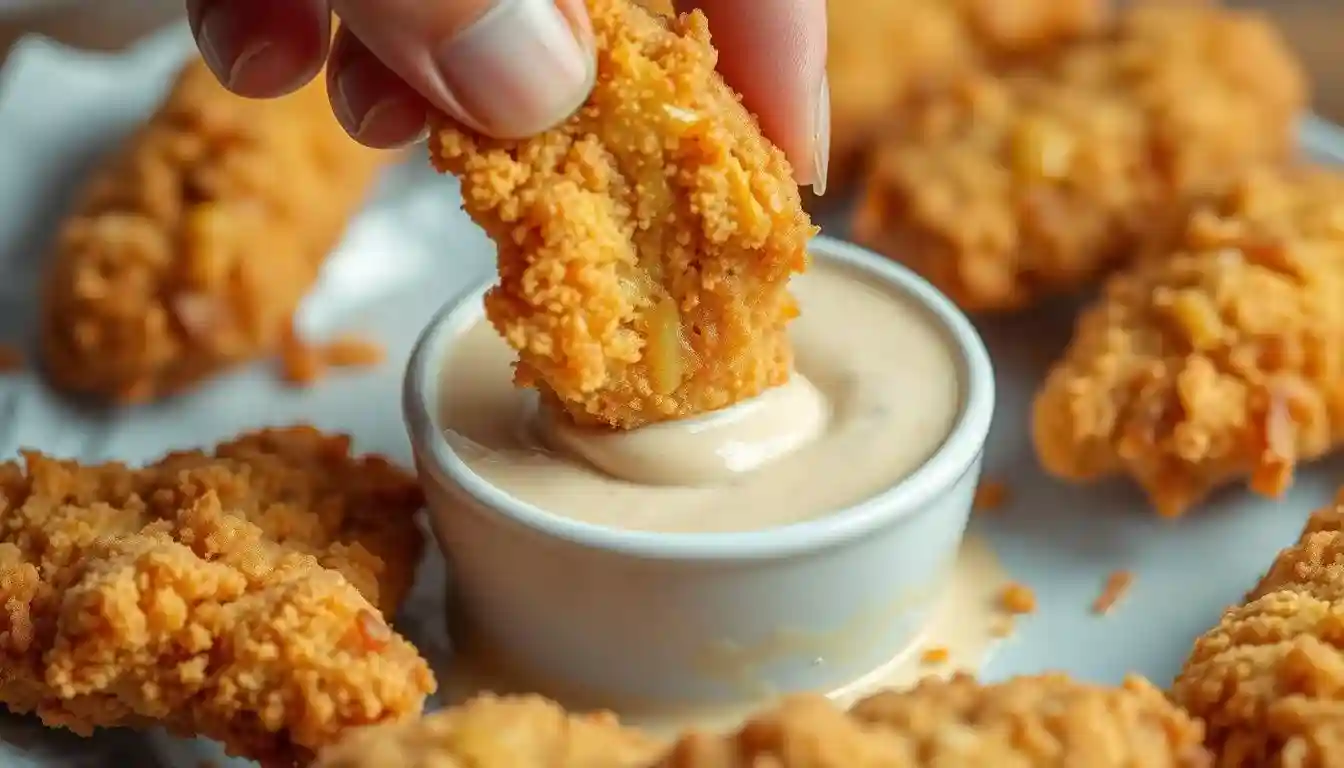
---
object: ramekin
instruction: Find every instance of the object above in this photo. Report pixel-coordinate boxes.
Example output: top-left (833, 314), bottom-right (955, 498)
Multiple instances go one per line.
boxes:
top-left (403, 235), bottom-right (995, 709)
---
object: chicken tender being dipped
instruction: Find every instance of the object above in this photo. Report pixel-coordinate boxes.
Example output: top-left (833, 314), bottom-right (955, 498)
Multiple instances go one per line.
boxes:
top-left (853, 3), bottom-right (1305, 312)
top-left (0, 427), bottom-right (433, 765)
top-left (429, 0), bottom-right (817, 430)
top-left (1173, 491), bottom-right (1344, 767)
top-left (40, 58), bottom-right (384, 404)
top-left (1033, 167), bottom-right (1344, 517)
top-left (313, 674), bottom-right (1210, 767)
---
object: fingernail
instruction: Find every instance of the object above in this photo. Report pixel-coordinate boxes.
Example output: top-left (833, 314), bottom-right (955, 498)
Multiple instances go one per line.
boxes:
top-left (435, 0), bottom-right (595, 138)
top-left (335, 58), bottom-right (429, 148)
top-left (811, 72), bottom-right (831, 197)
top-left (360, 99), bottom-right (431, 148)
top-left (194, 2), bottom-right (237, 82)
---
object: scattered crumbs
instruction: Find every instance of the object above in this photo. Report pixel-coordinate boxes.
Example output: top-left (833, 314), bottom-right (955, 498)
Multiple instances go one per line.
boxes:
top-left (990, 615), bottom-right (1016, 638)
top-left (0, 344), bottom-right (23, 372)
top-left (322, 333), bottom-right (386, 369)
top-left (1092, 570), bottom-right (1134, 615)
top-left (920, 646), bottom-right (950, 665)
top-left (973, 479), bottom-right (1008, 513)
top-left (999, 582), bottom-right (1037, 615)
top-left (279, 322), bottom-right (325, 387)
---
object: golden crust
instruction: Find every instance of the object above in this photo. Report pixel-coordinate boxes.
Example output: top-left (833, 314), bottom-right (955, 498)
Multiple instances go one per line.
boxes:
top-left (0, 426), bottom-right (432, 765)
top-left (315, 675), bottom-right (1209, 766)
top-left (853, 3), bottom-right (1305, 312)
top-left (40, 58), bottom-right (384, 404)
top-left (1173, 491), bottom-right (1344, 767)
top-left (1032, 167), bottom-right (1344, 516)
top-left (429, 0), bottom-right (815, 429)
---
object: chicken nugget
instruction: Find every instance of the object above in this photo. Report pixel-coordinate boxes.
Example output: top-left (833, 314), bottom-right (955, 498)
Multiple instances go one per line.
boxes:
top-left (40, 58), bottom-right (384, 403)
top-left (429, 0), bottom-right (816, 429)
top-left (1173, 491), bottom-right (1344, 767)
top-left (853, 3), bottom-right (1305, 312)
top-left (1033, 167), bottom-right (1344, 516)
top-left (0, 426), bottom-right (433, 764)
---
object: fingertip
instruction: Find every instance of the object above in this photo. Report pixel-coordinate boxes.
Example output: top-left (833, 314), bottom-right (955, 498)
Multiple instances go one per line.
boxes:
top-left (327, 29), bottom-right (430, 149)
top-left (190, 0), bottom-right (331, 97)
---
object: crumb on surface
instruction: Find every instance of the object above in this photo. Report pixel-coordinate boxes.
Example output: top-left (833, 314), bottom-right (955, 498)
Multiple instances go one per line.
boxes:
top-left (920, 646), bottom-right (951, 665)
top-left (280, 322), bottom-right (325, 387)
top-left (973, 479), bottom-right (1008, 512)
top-left (322, 334), bottom-right (386, 369)
top-left (999, 582), bottom-right (1037, 615)
top-left (1092, 570), bottom-right (1133, 615)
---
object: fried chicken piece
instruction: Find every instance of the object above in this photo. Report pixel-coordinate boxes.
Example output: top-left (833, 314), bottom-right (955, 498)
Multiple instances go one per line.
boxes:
top-left (852, 3), bottom-right (1305, 312)
top-left (315, 675), bottom-right (1209, 767)
top-left (1172, 491), bottom-right (1344, 767)
top-left (313, 694), bottom-right (663, 767)
top-left (0, 427), bottom-right (433, 765)
top-left (661, 674), bottom-right (1209, 767)
top-left (429, 0), bottom-right (816, 429)
top-left (1033, 167), bottom-right (1344, 516)
top-left (828, 0), bottom-right (1107, 187)
top-left (40, 57), bottom-right (384, 404)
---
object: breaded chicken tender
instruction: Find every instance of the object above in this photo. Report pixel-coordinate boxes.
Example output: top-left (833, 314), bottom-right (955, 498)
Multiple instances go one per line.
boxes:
top-left (314, 675), bottom-right (1209, 766)
top-left (313, 694), bottom-right (663, 767)
top-left (430, 0), bottom-right (817, 429)
top-left (828, 0), bottom-right (1108, 186)
top-left (41, 58), bottom-right (384, 404)
top-left (661, 674), bottom-right (1209, 767)
top-left (1173, 491), bottom-right (1344, 767)
top-left (1033, 167), bottom-right (1344, 516)
top-left (853, 3), bottom-right (1305, 312)
top-left (0, 427), bottom-right (434, 765)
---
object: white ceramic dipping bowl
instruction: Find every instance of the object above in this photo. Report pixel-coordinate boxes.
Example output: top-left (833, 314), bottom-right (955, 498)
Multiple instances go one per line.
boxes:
top-left (404, 234), bottom-right (995, 709)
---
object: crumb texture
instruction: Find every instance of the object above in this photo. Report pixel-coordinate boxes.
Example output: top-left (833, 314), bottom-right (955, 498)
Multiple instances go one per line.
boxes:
top-left (1174, 491), bottom-right (1344, 767)
top-left (315, 675), bottom-right (1209, 766)
top-left (430, 0), bottom-right (816, 429)
top-left (852, 2), bottom-right (1305, 311)
top-left (1032, 167), bottom-right (1344, 516)
top-left (0, 426), bottom-right (432, 765)
top-left (41, 58), bottom-right (383, 403)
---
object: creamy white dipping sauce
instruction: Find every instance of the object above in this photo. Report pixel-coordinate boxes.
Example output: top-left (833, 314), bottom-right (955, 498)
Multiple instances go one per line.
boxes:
top-left (439, 259), bottom-right (962, 533)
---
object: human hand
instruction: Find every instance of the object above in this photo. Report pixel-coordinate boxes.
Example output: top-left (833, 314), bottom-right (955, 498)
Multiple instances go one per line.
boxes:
top-left (185, 0), bottom-right (829, 191)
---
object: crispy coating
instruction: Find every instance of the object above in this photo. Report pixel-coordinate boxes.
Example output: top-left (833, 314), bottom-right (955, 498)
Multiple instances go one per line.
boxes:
top-left (1173, 491), bottom-right (1344, 767)
top-left (430, 0), bottom-right (816, 429)
top-left (852, 3), bottom-right (1305, 312)
top-left (0, 427), bottom-right (433, 765)
top-left (314, 675), bottom-right (1209, 767)
top-left (313, 694), bottom-right (663, 768)
top-left (40, 58), bottom-right (384, 404)
top-left (828, 0), bottom-right (1108, 186)
top-left (1032, 167), bottom-right (1344, 516)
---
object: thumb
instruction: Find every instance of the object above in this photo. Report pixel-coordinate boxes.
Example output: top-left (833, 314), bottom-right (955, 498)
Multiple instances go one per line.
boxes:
top-left (332, 0), bottom-right (596, 139)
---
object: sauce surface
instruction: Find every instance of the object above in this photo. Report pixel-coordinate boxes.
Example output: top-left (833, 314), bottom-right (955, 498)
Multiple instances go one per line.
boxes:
top-left (439, 259), bottom-right (962, 533)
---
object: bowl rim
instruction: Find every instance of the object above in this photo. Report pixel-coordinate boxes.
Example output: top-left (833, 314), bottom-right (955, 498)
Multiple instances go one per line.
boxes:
top-left (403, 234), bottom-right (995, 562)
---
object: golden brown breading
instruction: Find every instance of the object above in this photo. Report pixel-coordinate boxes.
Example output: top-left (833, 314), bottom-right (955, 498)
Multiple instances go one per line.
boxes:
top-left (40, 58), bottom-right (384, 404)
top-left (661, 674), bottom-right (1210, 767)
top-left (313, 694), bottom-right (663, 768)
top-left (315, 675), bottom-right (1208, 766)
top-left (1172, 491), bottom-right (1344, 767)
top-left (827, 0), bottom-right (1107, 187)
top-left (852, 3), bottom-right (1305, 312)
top-left (0, 427), bottom-right (433, 765)
top-left (429, 0), bottom-right (816, 430)
top-left (1033, 167), bottom-right (1344, 517)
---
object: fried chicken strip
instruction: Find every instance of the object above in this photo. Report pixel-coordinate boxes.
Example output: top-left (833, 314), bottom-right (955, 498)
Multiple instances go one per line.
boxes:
top-left (1033, 167), bottom-right (1344, 516)
top-left (40, 58), bottom-right (385, 404)
top-left (828, 0), bottom-right (1108, 187)
top-left (314, 674), bottom-right (1209, 766)
top-left (0, 427), bottom-right (433, 765)
top-left (1172, 491), bottom-right (1344, 767)
top-left (853, 3), bottom-right (1305, 312)
top-left (429, 0), bottom-right (816, 429)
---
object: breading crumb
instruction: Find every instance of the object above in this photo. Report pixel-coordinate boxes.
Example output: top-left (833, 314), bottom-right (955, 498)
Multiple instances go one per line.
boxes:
top-left (322, 334), bottom-right (386, 369)
top-left (999, 583), bottom-right (1037, 615)
top-left (973, 479), bottom-right (1008, 513)
top-left (280, 323), bottom-right (325, 387)
top-left (1092, 570), bottom-right (1134, 615)
top-left (920, 646), bottom-right (951, 665)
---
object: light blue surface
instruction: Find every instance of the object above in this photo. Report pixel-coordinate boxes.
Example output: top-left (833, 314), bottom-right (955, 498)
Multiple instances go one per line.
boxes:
top-left (1, 25), bottom-right (1344, 768)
